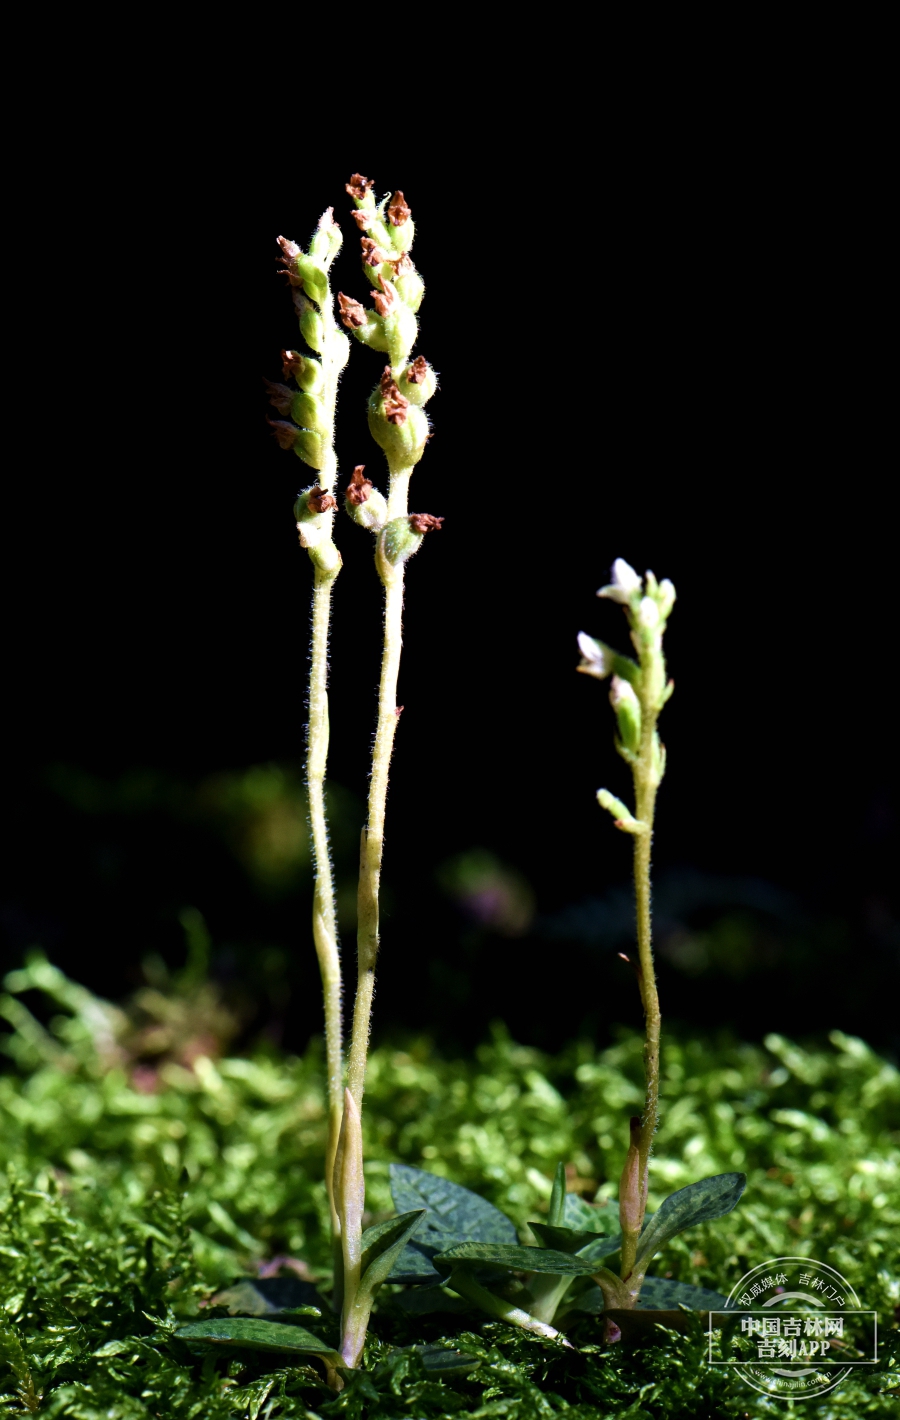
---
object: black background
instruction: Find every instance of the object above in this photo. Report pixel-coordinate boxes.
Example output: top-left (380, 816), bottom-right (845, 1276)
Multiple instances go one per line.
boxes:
top-left (3, 132), bottom-right (895, 1059)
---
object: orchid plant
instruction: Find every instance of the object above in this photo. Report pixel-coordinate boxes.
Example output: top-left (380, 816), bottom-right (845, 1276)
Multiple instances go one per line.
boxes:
top-left (176, 186), bottom-right (746, 1390)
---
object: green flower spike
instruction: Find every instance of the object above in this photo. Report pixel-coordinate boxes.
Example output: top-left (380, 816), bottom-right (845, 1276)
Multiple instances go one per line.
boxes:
top-left (580, 558), bottom-right (677, 1292)
top-left (332, 174), bottom-right (442, 1374)
top-left (268, 208), bottom-right (350, 1273)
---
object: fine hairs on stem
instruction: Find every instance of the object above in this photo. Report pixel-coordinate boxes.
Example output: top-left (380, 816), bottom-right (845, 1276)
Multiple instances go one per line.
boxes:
top-left (267, 211), bottom-right (349, 1240)
top-left (578, 558), bottom-right (676, 1297)
top-left (338, 175), bottom-right (440, 1370)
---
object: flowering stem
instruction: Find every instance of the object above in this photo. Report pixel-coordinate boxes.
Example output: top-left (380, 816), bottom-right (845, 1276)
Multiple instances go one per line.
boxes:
top-left (620, 699), bottom-right (661, 1281)
top-left (582, 562), bottom-right (675, 1289)
top-left (270, 211), bottom-right (348, 1241)
top-left (346, 464), bottom-right (410, 1109)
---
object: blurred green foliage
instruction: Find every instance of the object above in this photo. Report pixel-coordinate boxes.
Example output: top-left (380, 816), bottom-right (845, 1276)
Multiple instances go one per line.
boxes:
top-left (0, 959), bottom-right (897, 1415)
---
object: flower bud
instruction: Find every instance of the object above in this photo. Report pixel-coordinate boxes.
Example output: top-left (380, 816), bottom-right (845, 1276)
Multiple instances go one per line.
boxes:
top-left (577, 632), bottom-right (612, 679)
top-left (367, 395), bottom-right (429, 467)
top-left (282, 351), bottom-right (324, 392)
top-left (658, 578), bottom-right (676, 618)
top-left (597, 788), bottom-right (647, 835)
top-left (308, 207), bottom-right (342, 263)
top-left (383, 304), bottom-right (418, 364)
top-left (291, 391), bottom-right (329, 434)
top-left (395, 269), bottom-right (425, 311)
top-left (300, 308), bottom-right (324, 353)
top-left (609, 675), bottom-right (641, 753)
top-left (597, 558), bottom-right (642, 604)
top-left (637, 596), bottom-right (659, 630)
top-left (398, 356), bottom-right (436, 406)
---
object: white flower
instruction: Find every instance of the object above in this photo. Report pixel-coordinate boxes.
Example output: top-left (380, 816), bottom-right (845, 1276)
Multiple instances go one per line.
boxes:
top-left (637, 596), bottom-right (660, 629)
top-left (597, 558), bottom-right (642, 603)
top-left (609, 674), bottom-right (639, 710)
top-left (577, 632), bottom-right (611, 679)
top-left (658, 579), bottom-right (676, 617)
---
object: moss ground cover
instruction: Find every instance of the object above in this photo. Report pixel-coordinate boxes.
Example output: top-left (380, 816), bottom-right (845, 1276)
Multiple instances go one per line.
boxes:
top-left (1, 970), bottom-right (897, 1416)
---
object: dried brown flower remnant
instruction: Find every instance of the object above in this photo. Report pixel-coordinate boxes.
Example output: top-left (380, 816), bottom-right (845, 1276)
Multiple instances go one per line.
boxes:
top-left (346, 173), bottom-right (374, 201)
top-left (264, 378), bottom-right (294, 414)
top-left (337, 293), bottom-right (367, 329)
top-left (372, 277), bottom-right (396, 318)
top-left (388, 190), bottom-right (411, 226)
top-left (389, 252), bottom-right (414, 276)
top-left (267, 419), bottom-right (298, 450)
top-left (406, 355), bottom-right (428, 384)
top-left (408, 513), bottom-right (443, 533)
top-left (360, 237), bottom-right (388, 269)
top-left (275, 235), bottom-right (302, 285)
top-left (281, 349), bottom-right (304, 379)
top-left (346, 466), bottom-right (372, 505)
top-left (380, 368), bottom-right (409, 425)
top-left (351, 209), bottom-right (373, 231)
top-left (308, 485), bottom-right (337, 514)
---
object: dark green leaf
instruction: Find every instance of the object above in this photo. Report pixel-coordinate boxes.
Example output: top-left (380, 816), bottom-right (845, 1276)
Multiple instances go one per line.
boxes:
top-left (434, 1241), bottom-right (597, 1275)
top-left (408, 1343), bottom-right (480, 1375)
top-left (575, 1231), bottom-right (624, 1263)
top-left (563, 1193), bottom-right (618, 1234)
top-left (358, 1209), bottom-right (425, 1297)
top-left (635, 1173), bottom-right (747, 1267)
top-left (637, 1276), bottom-right (728, 1310)
top-left (386, 1241), bottom-right (443, 1284)
top-left (209, 1277), bottom-right (324, 1316)
top-left (568, 1276), bottom-right (727, 1313)
top-left (175, 1318), bottom-right (337, 1357)
top-left (389, 1164), bottom-right (516, 1246)
top-left (391, 1286), bottom-right (470, 1315)
top-left (528, 1221), bottom-right (603, 1254)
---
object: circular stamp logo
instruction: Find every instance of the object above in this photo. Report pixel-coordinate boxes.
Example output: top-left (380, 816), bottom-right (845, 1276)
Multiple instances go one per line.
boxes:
top-left (707, 1255), bottom-right (878, 1399)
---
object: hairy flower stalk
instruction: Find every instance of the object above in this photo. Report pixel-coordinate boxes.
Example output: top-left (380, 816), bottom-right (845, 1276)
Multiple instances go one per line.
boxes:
top-left (268, 210), bottom-right (349, 1246)
top-left (334, 175), bottom-right (440, 1368)
top-left (579, 560), bottom-right (676, 1297)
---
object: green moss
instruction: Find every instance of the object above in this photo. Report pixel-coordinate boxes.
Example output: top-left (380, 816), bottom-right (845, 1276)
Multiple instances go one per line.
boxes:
top-left (1, 977), bottom-right (898, 1416)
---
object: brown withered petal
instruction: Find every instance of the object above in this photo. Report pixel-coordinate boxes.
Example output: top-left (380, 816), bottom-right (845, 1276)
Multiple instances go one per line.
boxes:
top-left (263, 378), bottom-right (294, 414)
top-left (406, 355), bottom-right (428, 384)
top-left (351, 209), bottom-right (373, 231)
top-left (408, 513), bottom-right (443, 533)
top-left (389, 252), bottom-right (414, 276)
top-left (380, 372), bottom-right (409, 426)
top-left (267, 419), bottom-right (298, 451)
top-left (337, 293), bottom-right (367, 330)
top-left (372, 277), bottom-right (397, 318)
top-left (281, 349), bottom-right (303, 379)
top-left (345, 173), bottom-right (374, 201)
top-left (307, 486), bottom-right (337, 514)
top-left (387, 190), bottom-right (411, 226)
top-left (360, 237), bottom-right (387, 268)
top-left (275, 235), bottom-right (303, 285)
top-left (345, 466), bottom-right (372, 505)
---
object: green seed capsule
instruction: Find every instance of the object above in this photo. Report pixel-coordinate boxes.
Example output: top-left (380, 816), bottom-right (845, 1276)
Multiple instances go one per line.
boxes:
top-left (291, 391), bottom-right (328, 433)
top-left (294, 255), bottom-right (328, 305)
top-left (292, 429), bottom-right (325, 469)
top-left (367, 401), bottom-right (429, 467)
top-left (379, 516), bottom-right (423, 567)
top-left (300, 309), bottom-right (324, 353)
